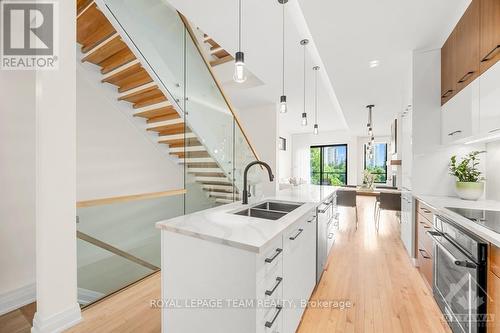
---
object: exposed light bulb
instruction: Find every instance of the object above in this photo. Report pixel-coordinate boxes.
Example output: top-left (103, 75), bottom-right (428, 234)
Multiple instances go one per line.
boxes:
top-left (280, 95), bottom-right (287, 113)
top-left (301, 112), bottom-right (308, 126)
top-left (233, 52), bottom-right (247, 83)
top-left (313, 124), bottom-right (318, 135)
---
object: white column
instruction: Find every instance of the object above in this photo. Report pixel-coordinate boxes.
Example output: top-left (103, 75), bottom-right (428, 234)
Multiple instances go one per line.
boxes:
top-left (31, 0), bottom-right (81, 332)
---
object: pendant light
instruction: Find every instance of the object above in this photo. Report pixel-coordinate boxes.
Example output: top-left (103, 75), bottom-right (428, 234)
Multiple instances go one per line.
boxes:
top-left (313, 66), bottom-right (320, 135)
top-left (234, 0), bottom-right (247, 83)
top-left (366, 105), bottom-right (375, 156)
top-left (278, 0), bottom-right (288, 113)
top-left (300, 39), bottom-right (309, 126)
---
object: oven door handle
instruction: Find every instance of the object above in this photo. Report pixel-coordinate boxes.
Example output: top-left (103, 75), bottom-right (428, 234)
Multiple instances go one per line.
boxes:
top-left (426, 231), bottom-right (477, 269)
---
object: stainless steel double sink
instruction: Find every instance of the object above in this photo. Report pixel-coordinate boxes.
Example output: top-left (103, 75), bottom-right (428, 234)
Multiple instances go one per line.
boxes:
top-left (232, 200), bottom-right (304, 220)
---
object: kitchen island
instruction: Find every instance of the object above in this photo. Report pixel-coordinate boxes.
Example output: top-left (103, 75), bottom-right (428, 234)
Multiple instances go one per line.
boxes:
top-left (156, 184), bottom-right (338, 333)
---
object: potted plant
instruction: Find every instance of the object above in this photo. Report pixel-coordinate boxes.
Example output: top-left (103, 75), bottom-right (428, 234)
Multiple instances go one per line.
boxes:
top-left (449, 151), bottom-right (485, 201)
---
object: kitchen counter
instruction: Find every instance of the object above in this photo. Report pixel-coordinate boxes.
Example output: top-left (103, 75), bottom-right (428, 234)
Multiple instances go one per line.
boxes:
top-left (155, 184), bottom-right (339, 253)
top-left (415, 194), bottom-right (500, 247)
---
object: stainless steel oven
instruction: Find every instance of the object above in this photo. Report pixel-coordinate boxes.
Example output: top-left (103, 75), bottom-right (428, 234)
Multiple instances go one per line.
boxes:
top-left (428, 215), bottom-right (488, 333)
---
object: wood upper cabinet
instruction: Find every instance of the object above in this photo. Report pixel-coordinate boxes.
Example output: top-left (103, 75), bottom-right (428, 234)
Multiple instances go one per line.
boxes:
top-left (441, 0), bottom-right (500, 106)
top-left (480, 0), bottom-right (500, 73)
top-left (441, 31), bottom-right (457, 105)
top-left (454, 0), bottom-right (481, 92)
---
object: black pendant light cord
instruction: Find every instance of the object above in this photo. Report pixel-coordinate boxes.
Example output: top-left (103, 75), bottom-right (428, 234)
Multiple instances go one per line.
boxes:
top-left (282, 3), bottom-right (285, 95)
top-left (238, 0), bottom-right (242, 52)
top-left (303, 43), bottom-right (306, 115)
top-left (314, 68), bottom-right (318, 124)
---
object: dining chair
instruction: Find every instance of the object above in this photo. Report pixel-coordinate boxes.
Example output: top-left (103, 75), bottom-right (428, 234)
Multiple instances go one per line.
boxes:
top-left (375, 192), bottom-right (401, 230)
top-left (336, 189), bottom-right (358, 230)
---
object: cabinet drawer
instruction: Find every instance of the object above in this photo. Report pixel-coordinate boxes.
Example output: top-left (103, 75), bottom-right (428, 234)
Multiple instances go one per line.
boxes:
top-left (416, 200), bottom-right (434, 223)
top-left (487, 270), bottom-right (500, 333)
top-left (417, 215), bottom-right (434, 257)
top-left (417, 246), bottom-right (433, 289)
top-left (490, 244), bottom-right (500, 278)
top-left (257, 238), bottom-right (283, 281)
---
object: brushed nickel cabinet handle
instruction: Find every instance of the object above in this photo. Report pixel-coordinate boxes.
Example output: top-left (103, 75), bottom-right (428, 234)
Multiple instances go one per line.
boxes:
top-left (441, 89), bottom-right (454, 98)
top-left (481, 45), bottom-right (500, 62)
top-left (448, 130), bottom-right (462, 136)
top-left (265, 305), bottom-right (283, 328)
top-left (264, 248), bottom-right (282, 263)
top-left (458, 71), bottom-right (475, 83)
top-left (265, 277), bottom-right (283, 296)
top-left (289, 228), bottom-right (304, 240)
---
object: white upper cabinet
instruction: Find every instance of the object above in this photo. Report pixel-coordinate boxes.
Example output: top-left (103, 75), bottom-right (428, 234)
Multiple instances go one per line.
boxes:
top-left (441, 78), bottom-right (480, 145)
top-left (479, 61), bottom-right (500, 135)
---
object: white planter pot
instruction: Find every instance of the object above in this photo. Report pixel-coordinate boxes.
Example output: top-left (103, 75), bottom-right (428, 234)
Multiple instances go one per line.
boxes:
top-left (455, 181), bottom-right (484, 201)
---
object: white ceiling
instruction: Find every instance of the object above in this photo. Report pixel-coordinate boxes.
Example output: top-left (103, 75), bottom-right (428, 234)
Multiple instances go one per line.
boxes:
top-left (167, 0), bottom-right (471, 136)
top-left (297, 0), bottom-right (471, 135)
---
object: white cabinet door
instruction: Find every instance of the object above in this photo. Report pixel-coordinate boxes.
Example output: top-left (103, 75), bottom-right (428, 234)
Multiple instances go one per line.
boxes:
top-left (479, 61), bottom-right (500, 135)
top-left (441, 79), bottom-right (480, 145)
top-left (283, 213), bottom-right (316, 333)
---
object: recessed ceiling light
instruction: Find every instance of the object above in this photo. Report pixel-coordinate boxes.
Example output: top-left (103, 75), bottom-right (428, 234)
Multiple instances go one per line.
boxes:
top-left (369, 60), bottom-right (380, 68)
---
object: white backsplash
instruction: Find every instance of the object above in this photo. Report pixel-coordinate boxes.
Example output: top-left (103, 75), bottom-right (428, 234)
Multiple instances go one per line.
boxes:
top-left (486, 141), bottom-right (500, 201)
top-left (412, 144), bottom-right (486, 197)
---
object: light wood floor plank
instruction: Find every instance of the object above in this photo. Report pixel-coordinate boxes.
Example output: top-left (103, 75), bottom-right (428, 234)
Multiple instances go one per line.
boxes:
top-left (297, 196), bottom-right (451, 333)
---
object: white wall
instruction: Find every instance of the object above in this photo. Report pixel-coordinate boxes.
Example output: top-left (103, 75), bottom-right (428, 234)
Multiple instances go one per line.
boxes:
top-left (412, 144), bottom-right (486, 196)
top-left (0, 71), bottom-right (36, 311)
top-left (291, 130), bottom-right (358, 185)
top-left (237, 104), bottom-right (278, 197)
top-left (77, 61), bottom-right (183, 201)
top-left (486, 141), bottom-right (500, 201)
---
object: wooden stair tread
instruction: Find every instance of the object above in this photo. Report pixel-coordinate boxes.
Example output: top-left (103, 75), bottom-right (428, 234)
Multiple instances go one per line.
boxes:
top-left (133, 95), bottom-right (167, 109)
top-left (118, 86), bottom-right (161, 103)
top-left (118, 71), bottom-right (154, 93)
top-left (146, 112), bottom-right (180, 123)
top-left (82, 35), bottom-right (125, 64)
top-left (77, 3), bottom-right (116, 52)
top-left (77, 0), bottom-right (93, 16)
top-left (212, 49), bottom-right (230, 59)
top-left (210, 55), bottom-right (233, 67)
top-left (134, 106), bottom-right (176, 119)
top-left (148, 122), bottom-right (184, 135)
top-left (100, 48), bottom-right (136, 74)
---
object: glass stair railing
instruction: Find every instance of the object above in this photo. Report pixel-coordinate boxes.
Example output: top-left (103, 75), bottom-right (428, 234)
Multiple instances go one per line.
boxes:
top-left (98, 0), bottom-right (262, 206)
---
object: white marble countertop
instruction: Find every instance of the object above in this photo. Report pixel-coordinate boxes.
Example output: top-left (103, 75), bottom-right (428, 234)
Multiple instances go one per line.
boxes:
top-left (156, 184), bottom-right (339, 253)
top-left (415, 194), bottom-right (500, 247)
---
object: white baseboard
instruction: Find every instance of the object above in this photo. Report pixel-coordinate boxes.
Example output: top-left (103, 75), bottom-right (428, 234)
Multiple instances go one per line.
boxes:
top-left (0, 283), bottom-right (36, 316)
top-left (31, 303), bottom-right (81, 333)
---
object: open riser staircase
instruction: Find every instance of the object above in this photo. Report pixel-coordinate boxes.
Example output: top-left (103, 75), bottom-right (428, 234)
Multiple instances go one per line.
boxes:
top-left (76, 0), bottom-right (240, 204)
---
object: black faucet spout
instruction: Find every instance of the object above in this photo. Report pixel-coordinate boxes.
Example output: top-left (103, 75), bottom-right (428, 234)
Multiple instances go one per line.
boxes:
top-left (242, 161), bottom-right (274, 204)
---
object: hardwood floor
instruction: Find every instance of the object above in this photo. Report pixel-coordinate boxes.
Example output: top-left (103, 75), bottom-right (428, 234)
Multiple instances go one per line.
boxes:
top-left (66, 272), bottom-right (161, 333)
top-left (297, 196), bottom-right (451, 333)
top-left (1, 196), bottom-right (450, 333)
top-left (0, 303), bottom-right (35, 333)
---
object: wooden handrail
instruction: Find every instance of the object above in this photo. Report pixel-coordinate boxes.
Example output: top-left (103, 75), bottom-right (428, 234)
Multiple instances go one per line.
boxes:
top-left (178, 12), bottom-right (261, 162)
top-left (76, 189), bottom-right (186, 208)
top-left (77, 231), bottom-right (160, 271)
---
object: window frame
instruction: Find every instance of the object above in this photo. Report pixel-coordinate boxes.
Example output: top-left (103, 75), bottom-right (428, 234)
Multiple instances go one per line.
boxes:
top-left (310, 144), bottom-right (348, 186)
top-left (363, 142), bottom-right (388, 184)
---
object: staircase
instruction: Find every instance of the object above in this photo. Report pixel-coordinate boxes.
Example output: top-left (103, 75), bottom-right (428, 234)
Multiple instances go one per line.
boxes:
top-left (76, 1), bottom-right (240, 204)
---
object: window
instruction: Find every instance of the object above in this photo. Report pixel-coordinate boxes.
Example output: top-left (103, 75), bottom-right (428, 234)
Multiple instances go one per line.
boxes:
top-left (364, 143), bottom-right (387, 183)
top-left (310, 144), bottom-right (348, 185)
